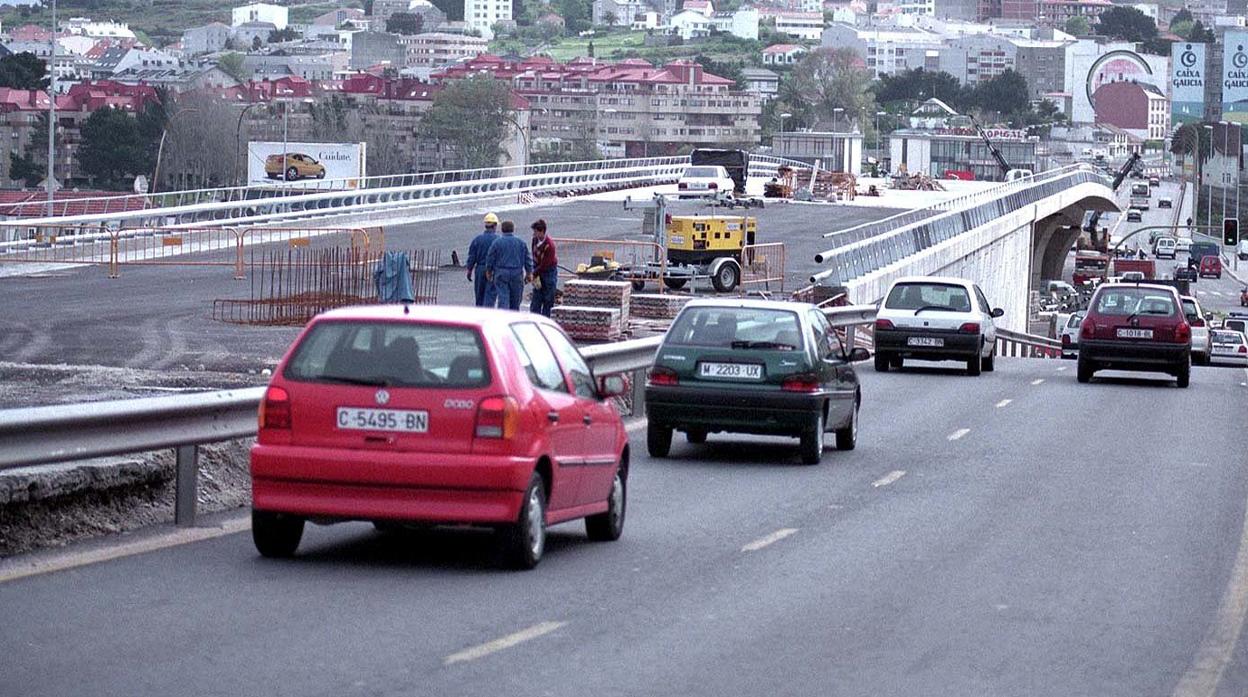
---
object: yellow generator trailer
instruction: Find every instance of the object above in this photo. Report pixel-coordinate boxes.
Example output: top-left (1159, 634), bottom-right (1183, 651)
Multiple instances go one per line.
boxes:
top-left (662, 215), bottom-right (757, 291)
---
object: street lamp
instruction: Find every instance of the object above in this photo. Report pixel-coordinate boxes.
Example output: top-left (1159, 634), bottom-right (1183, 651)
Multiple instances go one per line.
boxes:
top-left (875, 110), bottom-right (886, 153)
top-left (279, 97), bottom-right (315, 184)
top-left (45, 0), bottom-right (57, 215)
top-left (152, 106), bottom-right (200, 194)
top-left (234, 101), bottom-right (263, 186)
top-left (833, 107), bottom-right (844, 133)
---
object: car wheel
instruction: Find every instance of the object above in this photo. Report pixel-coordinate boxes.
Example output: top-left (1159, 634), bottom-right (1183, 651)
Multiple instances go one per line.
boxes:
top-left (501, 472), bottom-right (546, 570)
top-left (799, 411), bottom-right (825, 465)
top-left (685, 429), bottom-right (707, 444)
top-left (1077, 357), bottom-right (1094, 383)
top-left (316, 170), bottom-right (325, 179)
top-left (285, 167), bottom-right (299, 181)
top-left (981, 346), bottom-right (995, 372)
top-left (252, 510), bottom-right (304, 558)
top-left (711, 262), bottom-right (739, 293)
top-left (874, 352), bottom-right (890, 372)
top-left (585, 467), bottom-right (626, 542)
top-left (662, 277), bottom-right (687, 291)
top-left (834, 400), bottom-right (858, 451)
top-left (1176, 361), bottom-right (1191, 388)
top-left (967, 346), bottom-right (982, 376)
top-left (647, 422), bottom-right (672, 457)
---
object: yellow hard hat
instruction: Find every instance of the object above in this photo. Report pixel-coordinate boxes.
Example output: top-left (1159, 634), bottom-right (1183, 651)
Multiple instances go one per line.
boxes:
top-left (483, 212), bottom-right (499, 225)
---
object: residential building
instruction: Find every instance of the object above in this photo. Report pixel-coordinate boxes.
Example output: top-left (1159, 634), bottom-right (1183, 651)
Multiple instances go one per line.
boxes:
top-left (762, 43), bottom-right (808, 65)
top-left (243, 53), bottom-right (338, 80)
top-left (709, 7), bottom-right (759, 40)
top-left (682, 0), bottom-right (715, 16)
top-left (934, 0), bottom-right (981, 21)
top-left (111, 64), bottom-right (239, 92)
top-left (1187, 0), bottom-right (1227, 24)
top-left (669, 9), bottom-right (712, 39)
top-left (767, 11), bottom-right (825, 40)
top-left (314, 8), bottom-right (367, 26)
top-left (1037, 0), bottom-right (1110, 26)
top-left (351, 31), bottom-right (407, 69)
top-left (1096, 122), bottom-right (1144, 157)
top-left (893, 0), bottom-right (937, 15)
top-left (372, 0), bottom-right (447, 30)
top-left (90, 47), bottom-right (179, 79)
top-left (402, 32), bottom-right (489, 68)
top-left (593, 0), bottom-right (651, 27)
top-left (821, 23), bottom-right (943, 77)
top-left (232, 22), bottom-right (278, 49)
top-left (741, 67), bottom-right (780, 102)
top-left (61, 18), bottom-right (136, 40)
top-left (463, 0), bottom-right (512, 39)
top-left (941, 33), bottom-right (1069, 97)
top-left (1091, 80), bottom-right (1168, 141)
top-left (232, 2), bottom-right (289, 30)
top-left (181, 23), bottom-right (231, 56)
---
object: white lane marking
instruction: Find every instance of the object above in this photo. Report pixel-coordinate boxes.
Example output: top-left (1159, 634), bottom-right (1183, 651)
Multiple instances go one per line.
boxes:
top-left (741, 528), bottom-right (798, 552)
top-left (1031, 378), bottom-right (1045, 385)
top-left (444, 621), bottom-right (568, 666)
top-left (1056, 366), bottom-right (1068, 372)
top-left (0, 514), bottom-right (251, 584)
top-left (995, 399), bottom-right (1013, 408)
top-left (1170, 482), bottom-right (1248, 697)
top-left (948, 428), bottom-right (971, 441)
top-left (871, 470), bottom-right (906, 488)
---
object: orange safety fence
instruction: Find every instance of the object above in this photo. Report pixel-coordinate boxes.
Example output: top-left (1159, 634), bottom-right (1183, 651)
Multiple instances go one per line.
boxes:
top-left (550, 237), bottom-right (667, 293)
top-left (740, 242), bottom-right (786, 292)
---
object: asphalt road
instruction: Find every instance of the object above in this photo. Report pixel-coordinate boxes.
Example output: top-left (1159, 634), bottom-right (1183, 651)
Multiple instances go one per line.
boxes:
top-left (3, 358), bottom-right (1248, 696)
top-left (0, 190), bottom-right (900, 374)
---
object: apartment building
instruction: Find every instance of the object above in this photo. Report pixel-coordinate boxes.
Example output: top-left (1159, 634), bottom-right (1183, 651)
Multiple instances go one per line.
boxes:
top-left (463, 0), bottom-right (512, 39)
top-left (232, 2), bottom-right (289, 30)
top-left (821, 23), bottom-right (944, 77)
top-left (941, 33), bottom-right (1069, 97)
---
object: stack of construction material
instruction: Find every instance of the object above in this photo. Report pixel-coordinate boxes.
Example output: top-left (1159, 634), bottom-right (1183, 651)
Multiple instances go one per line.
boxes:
top-left (553, 279), bottom-right (632, 341)
top-left (631, 293), bottom-right (692, 320)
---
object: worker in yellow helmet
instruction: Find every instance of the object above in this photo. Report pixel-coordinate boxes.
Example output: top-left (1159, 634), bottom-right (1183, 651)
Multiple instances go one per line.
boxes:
top-left (465, 212), bottom-right (500, 306)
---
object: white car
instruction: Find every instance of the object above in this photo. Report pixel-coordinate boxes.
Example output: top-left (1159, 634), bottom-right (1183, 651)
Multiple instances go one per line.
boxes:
top-left (677, 165), bottom-right (735, 199)
top-left (1176, 237), bottom-right (1193, 255)
top-left (1210, 329), bottom-right (1248, 366)
top-left (1155, 237), bottom-right (1176, 259)
top-left (873, 276), bottom-right (1002, 376)
top-left (1181, 295), bottom-right (1212, 364)
top-left (1060, 311), bottom-right (1085, 359)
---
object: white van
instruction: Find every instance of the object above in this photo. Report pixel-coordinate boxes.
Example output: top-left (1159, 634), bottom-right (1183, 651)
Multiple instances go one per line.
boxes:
top-left (1154, 236), bottom-right (1177, 259)
top-left (1239, 239), bottom-right (1248, 260)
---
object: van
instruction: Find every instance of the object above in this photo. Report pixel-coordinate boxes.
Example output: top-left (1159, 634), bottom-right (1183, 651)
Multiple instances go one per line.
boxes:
top-left (1200, 255), bottom-right (1223, 279)
top-left (1239, 239), bottom-right (1248, 260)
top-left (1154, 236), bottom-right (1177, 259)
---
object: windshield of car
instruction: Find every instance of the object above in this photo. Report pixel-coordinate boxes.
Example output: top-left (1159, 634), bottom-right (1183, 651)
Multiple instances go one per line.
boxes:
top-left (1181, 299), bottom-right (1201, 321)
top-left (683, 167), bottom-right (721, 178)
top-left (667, 307), bottom-right (803, 350)
top-left (1213, 331), bottom-right (1243, 344)
top-left (1094, 288), bottom-right (1177, 317)
top-left (284, 321), bottom-right (490, 388)
top-left (1066, 313), bottom-right (1085, 328)
top-left (884, 282), bottom-right (973, 312)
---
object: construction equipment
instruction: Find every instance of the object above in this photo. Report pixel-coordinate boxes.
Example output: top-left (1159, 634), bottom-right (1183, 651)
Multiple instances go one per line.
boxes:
top-left (1082, 152), bottom-right (1142, 249)
top-left (971, 117), bottom-right (1033, 181)
top-left (620, 194), bottom-right (763, 292)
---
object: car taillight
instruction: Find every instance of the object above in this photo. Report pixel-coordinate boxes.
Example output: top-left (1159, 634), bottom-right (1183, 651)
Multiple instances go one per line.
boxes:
top-left (1239, 345), bottom-right (1247, 354)
top-left (678, 182), bottom-right (688, 190)
top-left (1081, 318), bottom-right (1097, 340)
top-left (259, 386), bottom-right (291, 430)
top-left (959, 322), bottom-right (980, 334)
top-left (708, 182), bottom-right (718, 189)
top-left (1175, 322), bottom-right (1191, 344)
top-left (875, 319), bottom-right (894, 330)
top-left (648, 366), bottom-right (679, 386)
top-left (781, 373), bottom-right (821, 393)
top-left (1191, 317), bottom-right (1205, 327)
top-left (475, 396), bottom-right (518, 439)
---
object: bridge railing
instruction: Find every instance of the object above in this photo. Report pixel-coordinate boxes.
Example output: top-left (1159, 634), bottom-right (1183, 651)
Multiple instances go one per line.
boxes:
top-left (811, 165), bottom-right (1111, 285)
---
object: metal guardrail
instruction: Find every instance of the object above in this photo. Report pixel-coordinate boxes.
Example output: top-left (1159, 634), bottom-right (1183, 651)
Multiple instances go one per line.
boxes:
top-left (995, 328), bottom-right (1062, 358)
top-left (811, 165), bottom-right (1113, 286)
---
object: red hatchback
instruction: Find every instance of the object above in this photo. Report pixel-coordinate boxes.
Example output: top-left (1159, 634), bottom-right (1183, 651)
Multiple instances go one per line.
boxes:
top-left (1199, 255), bottom-right (1222, 279)
top-left (250, 305), bottom-right (630, 569)
top-left (1077, 283), bottom-right (1191, 387)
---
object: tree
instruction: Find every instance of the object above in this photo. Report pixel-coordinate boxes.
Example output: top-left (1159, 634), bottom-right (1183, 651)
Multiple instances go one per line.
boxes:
top-left (602, 10), bottom-right (618, 27)
top-left (386, 12), bottom-right (424, 34)
top-left (77, 107), bottom-right (160, 191)
top-left (251, 35), bottom-right (263, 51)
top-left (0, 52), bottom-right (49, 90)
top-left (1064, 16), bottom-right (1090, 36)
top-left (1188, 20), bottom-right (1215, 42)
top-left (555, 0), bottom-right (590, 33)
top-left (268, 27), bottom-right (300, 42)
top-left (1096, 6), bottom-right (1157, 43)
top-left (1170, 7), bottom-right (1193, 28)
top-left (1170, 19), bottom-right (1194, 39)
top-left (969, 69), bottom-right (1030, 117)
top-left (789, 47), bottom-right (877, 129)
top-left (159, 95), bottom-right (239, 189)
top-left (430, 0), bottom-right (465, 21)
top-left (418, 75), bottom-right (516, 169)
top-left (217, 52), bottom-right (246, 82)
top-left (875, 68), bottom-right (969, 110)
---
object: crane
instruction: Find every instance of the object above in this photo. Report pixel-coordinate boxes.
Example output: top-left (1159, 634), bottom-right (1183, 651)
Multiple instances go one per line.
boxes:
top-left (1082, 152), bottom-right (1142, 248)
top-left (971, 118), bottom-right (1013, 178)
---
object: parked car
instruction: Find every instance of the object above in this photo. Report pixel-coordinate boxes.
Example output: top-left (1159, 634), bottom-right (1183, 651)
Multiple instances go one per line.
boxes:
top-left (1181, 295), bottom-right (1212, 364)
top-left (1149, 176), bottom-right (1160, 187)
top-left (1210, 329), bottom-right (1248, 366)
top-left (677, 165), bottom-right (735, 199)
top-left (249, 306), bottom-right (630, 569)
top-left (265, 153), bottom-right (326, 181)
top-left (1154, 236), bottom-right (1177, 259)
top-left (1126, 210), bottom-right (1143, 223)
top-left (1060, 311), bottom-right (1085, 359)
top-left (1158, 197), bottom-right (1173, 209)
top-left (1077, 282), bottom-right (1191, 387)
top-left (644, 299), bottom-right (868, 465)
top-left (1199, 255), bottom-right (1223, 279)
top-left (873, 276), bottom-right (1002, 376)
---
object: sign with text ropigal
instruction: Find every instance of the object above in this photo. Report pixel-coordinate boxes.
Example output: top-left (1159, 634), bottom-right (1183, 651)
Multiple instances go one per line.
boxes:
top-left (1223, 33), bottom-right (1248, 123)
top-left (1171, 42), bottom-right (1205, 127)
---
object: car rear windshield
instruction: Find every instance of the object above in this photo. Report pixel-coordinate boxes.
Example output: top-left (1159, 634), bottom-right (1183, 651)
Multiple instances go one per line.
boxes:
top-left (1093, 288), bottom-right (1177, 317)
top-left (1181, 299), bottom-right (1200, 321)
top-left (667, 307), bottom-right (804, 350)
top-left (884, 282), bottom-right (974, 312)
top-left (1213, 331), bottom-right (1243, 344)
top-left (1066, 313), bottom-right (1084, 328)
top-left (683, 167), bottom-right (720, 178)
top-left (283, 321), bottom-right (490, 388)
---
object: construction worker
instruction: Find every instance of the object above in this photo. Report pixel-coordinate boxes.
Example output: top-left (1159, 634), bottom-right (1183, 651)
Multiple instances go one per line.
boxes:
top-left (529, 219), bottom-right (558, 316)
top-left (465, 212), bottom-right (499, 307)
top-left (484, 220), bottom-right (532, 311)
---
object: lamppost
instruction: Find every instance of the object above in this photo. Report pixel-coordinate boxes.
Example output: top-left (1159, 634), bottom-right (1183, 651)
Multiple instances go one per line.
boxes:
top-left (152, 106), bottom-right (200, 194)
top-left (234, 101), bottom-right (263, 186)
top-left (279, 97), bottom-right (315, 183)
top-left (45, 0), bottom-right (57, 215)
top-left (777, 111), bottom-right (791, 151)
top-left (833, 107), bottom-right (844, 133)
top-left (875, 110), bottom-right (886, 155)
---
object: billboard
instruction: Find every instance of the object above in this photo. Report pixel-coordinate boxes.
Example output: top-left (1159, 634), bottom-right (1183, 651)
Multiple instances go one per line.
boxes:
top-left (1222, 32), bottom-right (1248, 124)
top-left (1171, 42), bottom-right (1206, 128)
top-left (246, 141), bottom-right (367, 189)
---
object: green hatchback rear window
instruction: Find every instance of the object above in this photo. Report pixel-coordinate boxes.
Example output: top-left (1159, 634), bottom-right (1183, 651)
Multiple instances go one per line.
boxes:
top-left (666, 307), bottom-right (804, 350)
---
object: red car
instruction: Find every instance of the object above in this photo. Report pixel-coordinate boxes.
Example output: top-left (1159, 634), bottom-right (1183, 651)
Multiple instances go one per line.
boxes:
top-left (1077, 282), bottom-right (1191, 387)
top-left (1199, 255), bottom-right (1222, 279)
top-left (250, 305), bottom-right (630, 569)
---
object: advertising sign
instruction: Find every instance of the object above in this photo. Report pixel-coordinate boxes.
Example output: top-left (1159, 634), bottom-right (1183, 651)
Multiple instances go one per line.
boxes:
top-left (1171, 42), bottom-right (1206, 128)
top-left (1222, 32), bottom-right (1248, 123)
top-left (246, 141), bottom-right (367, 189)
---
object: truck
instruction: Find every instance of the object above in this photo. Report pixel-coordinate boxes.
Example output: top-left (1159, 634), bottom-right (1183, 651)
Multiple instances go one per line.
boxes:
top-left (1128, 181), bottom-right (1150, 210)
top-left (690, 148), bottom-right (748, 195)
top-left (1112, 258), bottom-right (1155, 279)
top-left (1073, 250), bottom-right (1110, 286)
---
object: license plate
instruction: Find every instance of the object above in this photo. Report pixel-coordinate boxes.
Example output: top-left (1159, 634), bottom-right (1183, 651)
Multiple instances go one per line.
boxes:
top-left (907, 337), bottom-right (944, 347)
top-left (1116, 328), bottom-right (1153, 339)
top-left (699, 362), bottom-right (762, 380)
top-left (336, 407), bottom-right (428, 433)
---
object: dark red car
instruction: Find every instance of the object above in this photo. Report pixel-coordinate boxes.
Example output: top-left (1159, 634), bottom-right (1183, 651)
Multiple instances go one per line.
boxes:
top-left (1199, 255), bottom-right (1222, 279)
top-left (1077, 283), bottom-right (1191, 387)
top-left (250, 305), bottom-right (630, 569)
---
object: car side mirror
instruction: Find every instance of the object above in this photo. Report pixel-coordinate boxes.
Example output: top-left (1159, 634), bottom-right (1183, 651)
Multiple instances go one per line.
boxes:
top-left (847, 347), bottom-right (871, 362)
top-left (1206, 312), bottom-right (1214, 321)
top-left (991, 308), bottom-right (1005, 318)
top-left (597, 374), bottom-right (628, 398)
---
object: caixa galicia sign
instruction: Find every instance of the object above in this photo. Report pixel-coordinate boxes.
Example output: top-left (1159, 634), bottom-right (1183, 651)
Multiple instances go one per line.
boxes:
top-left (1223, 32), bottom-right (1248, 122)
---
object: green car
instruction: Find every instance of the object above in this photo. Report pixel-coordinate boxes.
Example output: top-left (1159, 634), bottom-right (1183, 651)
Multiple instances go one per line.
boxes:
top-left (645, 299), bottom-right (868, 465)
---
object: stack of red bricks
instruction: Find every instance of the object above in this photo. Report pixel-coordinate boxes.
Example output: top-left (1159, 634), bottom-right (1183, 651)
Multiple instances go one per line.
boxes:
top-left (630, 293), bottom-right (692, 320)
top-left (552, 280), bottom-right (632, 341)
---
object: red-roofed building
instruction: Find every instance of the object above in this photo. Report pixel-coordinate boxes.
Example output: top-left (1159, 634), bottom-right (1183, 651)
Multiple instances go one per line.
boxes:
top-left (762, 43), bottom-right (808, 66)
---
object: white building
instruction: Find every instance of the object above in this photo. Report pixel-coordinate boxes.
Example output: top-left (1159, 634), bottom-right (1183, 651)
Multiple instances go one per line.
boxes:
top-left (710, 7), bottom-right (759, 40)
top-left (741, 67), bottom-right (780, 101)
top-left (821, 22), bottom-right (944, 77)
top-left (463, 0), bottom-right (512, 39)
top-left (773, 12), bottom-right (825, 40)
top-left (670, 9), bottom-right (712, 39)
top-left (232, 3), bottom-right (289, 30)
top-left (762, 43), bottom-right (808, 65)
top-left (61, 18), bottom-right (136, 39)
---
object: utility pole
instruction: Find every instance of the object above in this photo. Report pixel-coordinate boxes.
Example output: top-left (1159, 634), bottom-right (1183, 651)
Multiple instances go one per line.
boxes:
top-left (45, 0), bottom-right (57, 217)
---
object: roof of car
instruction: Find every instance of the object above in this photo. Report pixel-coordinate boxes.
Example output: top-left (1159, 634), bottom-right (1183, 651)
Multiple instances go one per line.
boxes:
top-left (1098, 281), bottom-right (1180, 293)
top-left (681, 298), bottom-right (816, 313)
top-left (313, 304), bottom-right (558, 327)
top-left (891, 275), bottom-right (973, 287)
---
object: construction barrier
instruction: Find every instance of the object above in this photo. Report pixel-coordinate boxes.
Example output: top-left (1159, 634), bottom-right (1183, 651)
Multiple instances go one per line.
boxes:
top-left (740, 242), bottom-right (786, 292)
